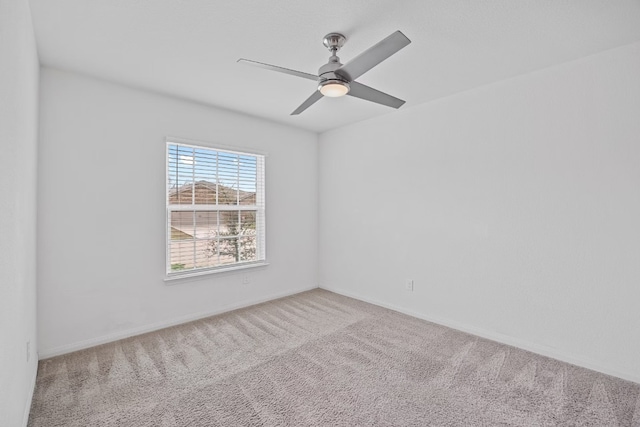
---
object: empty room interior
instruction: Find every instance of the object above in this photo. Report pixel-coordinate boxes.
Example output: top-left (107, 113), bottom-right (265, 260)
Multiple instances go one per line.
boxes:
top-left (2, 0), bottom-right (640, 425)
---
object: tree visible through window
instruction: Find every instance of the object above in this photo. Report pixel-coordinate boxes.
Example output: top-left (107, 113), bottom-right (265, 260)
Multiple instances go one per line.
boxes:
top-left (166, 141), bottom-right (265, 275)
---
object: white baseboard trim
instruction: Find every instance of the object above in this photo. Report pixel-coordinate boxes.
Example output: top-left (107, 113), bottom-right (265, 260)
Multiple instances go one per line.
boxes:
top-left (22, 360), bottom-right (38, 427)
top-left (39, 285), bottom-right (318, 359)
top-left (321, 285), bottom-right (640, 385)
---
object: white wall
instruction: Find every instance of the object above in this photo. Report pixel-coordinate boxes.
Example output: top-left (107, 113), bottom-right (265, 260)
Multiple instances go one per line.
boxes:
top-left (319, 42), bottom-right (640, 382)
top-left (0, 0), bottom-right (40, 425)
top-left (38, 68), bottom-right (318, 356)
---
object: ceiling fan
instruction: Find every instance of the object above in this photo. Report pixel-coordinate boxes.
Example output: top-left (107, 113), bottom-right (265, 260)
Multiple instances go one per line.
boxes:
top-left (238, 31), bottom-right (411, 115)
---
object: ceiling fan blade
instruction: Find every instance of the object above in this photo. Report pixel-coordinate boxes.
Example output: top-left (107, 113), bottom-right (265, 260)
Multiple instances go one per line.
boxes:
top-left (291, 91), bottom-right (324, 115)
top-left (336, 31), bottom-right (411, 81)
top-left (238, 59), bottom-right (318, 81)
top-left (347, 81), bottom-right (405, 109)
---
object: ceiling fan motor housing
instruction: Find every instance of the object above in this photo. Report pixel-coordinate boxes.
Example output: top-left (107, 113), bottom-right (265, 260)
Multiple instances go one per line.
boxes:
top-left (318, 62), bottom-right (350, 96)
top-left (319, 65), bottom-right (348, 81)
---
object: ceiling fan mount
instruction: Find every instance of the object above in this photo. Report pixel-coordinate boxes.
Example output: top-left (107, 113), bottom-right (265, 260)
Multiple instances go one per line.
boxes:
top-left (322, 33), bottom-right (347, 52)
top-left (238, 30), bottom-right (411, 115)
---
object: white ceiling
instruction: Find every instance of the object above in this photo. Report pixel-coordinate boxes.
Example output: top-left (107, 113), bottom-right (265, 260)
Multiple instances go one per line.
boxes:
top-left (29, 0), bottom-right (640, 133)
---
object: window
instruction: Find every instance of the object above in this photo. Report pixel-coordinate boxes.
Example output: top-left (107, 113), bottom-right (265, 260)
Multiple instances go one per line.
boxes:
top-left (166, 140), bottom-right (265, 276)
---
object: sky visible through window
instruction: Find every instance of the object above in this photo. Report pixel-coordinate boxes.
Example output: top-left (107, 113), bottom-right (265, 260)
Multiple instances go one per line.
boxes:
top-left (168, 144), bottom-right (257, 194)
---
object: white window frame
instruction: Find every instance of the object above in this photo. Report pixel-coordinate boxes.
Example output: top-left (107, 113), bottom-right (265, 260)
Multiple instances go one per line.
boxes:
top-left (165, 137), bottom-right (267, 281)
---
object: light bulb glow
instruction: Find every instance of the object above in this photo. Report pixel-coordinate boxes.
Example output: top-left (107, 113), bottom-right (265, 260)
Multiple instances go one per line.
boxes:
top-left (319, 80), bottom-right (350, 97)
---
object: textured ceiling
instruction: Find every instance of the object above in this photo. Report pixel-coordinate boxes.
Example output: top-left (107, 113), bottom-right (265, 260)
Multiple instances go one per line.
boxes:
top-left (29, 0), bottom-right (640, 133)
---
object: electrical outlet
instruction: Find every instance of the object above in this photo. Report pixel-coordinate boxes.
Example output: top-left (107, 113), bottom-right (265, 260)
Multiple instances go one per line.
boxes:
top-left (26, 341), bottom-right (31, 362)
top-left (405, 279), bottom-right (414, 292)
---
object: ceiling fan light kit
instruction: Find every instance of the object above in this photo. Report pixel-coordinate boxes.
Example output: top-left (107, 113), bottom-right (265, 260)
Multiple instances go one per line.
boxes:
top-left (238, 30), bottom-right (411, 115)
top-left (319, 80), bottom-right (350, 97)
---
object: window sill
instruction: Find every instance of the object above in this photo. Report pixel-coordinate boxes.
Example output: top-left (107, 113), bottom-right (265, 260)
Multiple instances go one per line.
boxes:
top-left (164, 261), bottom-right (269, 284)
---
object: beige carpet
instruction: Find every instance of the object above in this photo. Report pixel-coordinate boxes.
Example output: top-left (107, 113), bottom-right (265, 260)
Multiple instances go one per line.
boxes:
top-left (29, 289), bottom-right (640, 426)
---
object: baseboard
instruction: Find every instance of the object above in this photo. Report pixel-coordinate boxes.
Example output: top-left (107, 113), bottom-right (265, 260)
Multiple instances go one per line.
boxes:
top-left (22, 359), bottom-right (38, 427)
top-left (321, 285), bottom-right (640, 385)
top-left (39, 285), bottom-right (318, 359)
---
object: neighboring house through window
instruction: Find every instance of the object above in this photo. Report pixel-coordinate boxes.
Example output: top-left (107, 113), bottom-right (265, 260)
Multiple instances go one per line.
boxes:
top-left (166, 139), bottom-right (265, 276)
